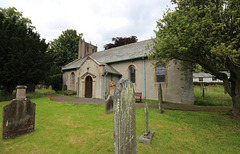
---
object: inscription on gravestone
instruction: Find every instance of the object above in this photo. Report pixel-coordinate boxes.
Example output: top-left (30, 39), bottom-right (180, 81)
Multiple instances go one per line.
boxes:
top-left (2, 85), bottom-right (36, 139)
top-left (113, 78), bottom-right (137, 154)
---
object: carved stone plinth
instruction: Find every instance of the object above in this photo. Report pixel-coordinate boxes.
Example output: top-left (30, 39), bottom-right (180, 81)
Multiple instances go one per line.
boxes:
top-left (138, 131), bottom-right (155, 144)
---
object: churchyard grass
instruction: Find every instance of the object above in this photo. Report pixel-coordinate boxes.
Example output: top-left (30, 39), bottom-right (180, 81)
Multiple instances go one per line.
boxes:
top-left (194, 85), bottom-right (232, 107)
top-left (145, 85), bottom-right (232, 107)
top-left (0, 90), bottom-right (240, 153)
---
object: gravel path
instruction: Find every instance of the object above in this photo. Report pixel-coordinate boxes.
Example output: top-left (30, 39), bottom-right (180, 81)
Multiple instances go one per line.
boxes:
top-left (45, 93), bottom-right (231, 112)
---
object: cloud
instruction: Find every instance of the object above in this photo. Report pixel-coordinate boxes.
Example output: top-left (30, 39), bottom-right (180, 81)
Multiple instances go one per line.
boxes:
top-left (1, 0), bottom-right (175, 50)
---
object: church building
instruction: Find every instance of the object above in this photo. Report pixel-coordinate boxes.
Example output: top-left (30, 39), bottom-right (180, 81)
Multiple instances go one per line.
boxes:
top-left (62, 39), bottom-right (194, 104)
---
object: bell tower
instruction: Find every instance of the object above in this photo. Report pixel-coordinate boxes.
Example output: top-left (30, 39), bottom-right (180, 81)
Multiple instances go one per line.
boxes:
top-left (78, 39), bottom-right (97, 59)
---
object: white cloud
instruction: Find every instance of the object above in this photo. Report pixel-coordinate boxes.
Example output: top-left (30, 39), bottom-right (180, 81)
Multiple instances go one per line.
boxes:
top-left (1, 0), bottom-right (175, 50)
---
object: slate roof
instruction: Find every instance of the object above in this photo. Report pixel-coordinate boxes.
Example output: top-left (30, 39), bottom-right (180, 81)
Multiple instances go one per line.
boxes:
top-left (193, 73), bottom-right (213, 78)
top-left (62, 39), bottom-right (153, 74)
top-left (193, 71), bottom-right (230, 78)
top-left (90, 39), bottom-right (152, 63)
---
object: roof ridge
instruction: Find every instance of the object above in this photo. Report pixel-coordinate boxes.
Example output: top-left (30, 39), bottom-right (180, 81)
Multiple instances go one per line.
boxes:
top-left (62, 58), bottom-right (82, 68)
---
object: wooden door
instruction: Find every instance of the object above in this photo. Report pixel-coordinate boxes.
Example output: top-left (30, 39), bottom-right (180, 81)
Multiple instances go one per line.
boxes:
top-left (85, 76), bottom-right (92, 98)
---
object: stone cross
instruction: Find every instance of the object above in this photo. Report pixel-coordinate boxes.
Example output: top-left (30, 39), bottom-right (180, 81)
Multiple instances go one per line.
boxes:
top-left (16, 85), bottom-right (27, 99)
top-left (138, 102), bottom-right (154, 144)
top-left (113, 78), bottom-right (137, 154)
top-left (144, 102), bottom-right (149, 136)
top-left (158, 83), bottom-right (163, 114)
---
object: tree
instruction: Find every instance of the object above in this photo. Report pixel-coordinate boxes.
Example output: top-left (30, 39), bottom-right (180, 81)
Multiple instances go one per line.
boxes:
top-left (104, 36), bottom-right (138, 50)
top-left (46, 29), bottom-right (82, 90)
top-left (0, 7), bottom-right (49, 94)
top-left (49, 29), bottom-right (83, 67)
top-left (149, 0), bottom-right (240, 116)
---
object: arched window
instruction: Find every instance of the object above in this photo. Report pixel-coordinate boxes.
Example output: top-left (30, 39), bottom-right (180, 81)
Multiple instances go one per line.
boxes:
top-left (155, 64), bottom-right (165, 82)
top-left (128, 65), bottom-right (136, 83)
top-left (71, 72), bottom-right (75, 85)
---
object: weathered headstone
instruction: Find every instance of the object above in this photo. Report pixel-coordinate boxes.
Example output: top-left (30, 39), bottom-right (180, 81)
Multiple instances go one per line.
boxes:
top-left (2, 85), bottom-right (36, 139)
top-left (113, 78), bottom-right (137, 154)
top-left (105, 95), bottom-right (113, 114)
top-left (138, 102), bottom-right (154, 144)
top-left (105, 81), bottom-right (116, 114)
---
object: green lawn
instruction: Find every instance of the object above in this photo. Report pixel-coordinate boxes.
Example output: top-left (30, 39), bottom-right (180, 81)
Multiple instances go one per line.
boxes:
top-left (145, 85), bottom-right (232, 107)
top-left (194, 85), bottom-right (232, 107)
top-left (0, 89), bottom-right (240, 153)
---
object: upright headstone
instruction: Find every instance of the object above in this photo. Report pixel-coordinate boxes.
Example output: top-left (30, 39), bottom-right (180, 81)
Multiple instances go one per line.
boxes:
top-left (138, 102), bottom-right (154, 144)
top-left (158, 83), bottom-right (163, 114)
top-left (105, 95), bottom-right (113, 114)
top-left (2, 85), bottom-right (36, 139)
top-left (105, 81), bottom-right (116, 114)
top-left (113, 78), bottom-right (137, 154)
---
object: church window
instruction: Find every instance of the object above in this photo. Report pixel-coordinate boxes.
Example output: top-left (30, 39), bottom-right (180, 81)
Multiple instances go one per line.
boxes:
top-left (128, 65), bottom-right (136, 83)
top-left (155, 64), bottom-right (165, 82)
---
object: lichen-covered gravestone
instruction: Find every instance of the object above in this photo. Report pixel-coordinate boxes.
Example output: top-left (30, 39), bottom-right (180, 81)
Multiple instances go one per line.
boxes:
top-left (113, 78), bottom-right (137, 154)
top-left (2, 85), bottom-right (36, 139)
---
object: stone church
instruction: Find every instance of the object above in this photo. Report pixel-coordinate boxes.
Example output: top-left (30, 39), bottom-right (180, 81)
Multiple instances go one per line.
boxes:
top-left (62, 39), bottom-right (194, 104)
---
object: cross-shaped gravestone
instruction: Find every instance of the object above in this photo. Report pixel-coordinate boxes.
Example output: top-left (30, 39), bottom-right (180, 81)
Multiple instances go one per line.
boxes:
top-left (138, 102), bottom-right (154, 144)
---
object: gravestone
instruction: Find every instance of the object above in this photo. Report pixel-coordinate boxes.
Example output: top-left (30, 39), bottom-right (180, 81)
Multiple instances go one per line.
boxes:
top-left (105, 95), bottom-right (113, 114)
top-left (158, 83), bottom-right (163, 114)
top-left (138, 102), bottom-right (154, 144)
top-left (2, 85), bottom-right (36, 139)
top-left (113, 78), bottom-right (137, 154)
top-left (105, 81), bottom-right (116, 114)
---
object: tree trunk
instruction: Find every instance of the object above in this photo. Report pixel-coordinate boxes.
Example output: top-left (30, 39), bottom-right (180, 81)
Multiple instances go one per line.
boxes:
top-left (232, 95), bottom-right (240, 116)
top-left (231, 70), bottom-right (240, 116)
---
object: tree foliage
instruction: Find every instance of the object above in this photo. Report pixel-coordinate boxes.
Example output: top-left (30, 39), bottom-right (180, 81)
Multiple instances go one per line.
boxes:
top-left (49, 29), bottom-right (83, 67)
top-left (104, 36), bottom-right (138, 50)
top-left (46, 29), bottom-right (82, 90)
top-left (149, 0), bottom-right (240, 115)
top-left (0, 7), bottom-right (49, 94)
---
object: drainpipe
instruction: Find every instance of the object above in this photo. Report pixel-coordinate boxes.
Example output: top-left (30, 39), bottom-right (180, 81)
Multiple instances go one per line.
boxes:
top-left (104, 72), bottom-right (108, 99)
top-left (142, 57), bottom-right (146, 99)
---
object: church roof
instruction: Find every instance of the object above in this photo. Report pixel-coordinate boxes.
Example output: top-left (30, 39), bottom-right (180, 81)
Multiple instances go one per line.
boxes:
top-left (62, 39), bottom-right (152, 73)
top-left (90, 39), bottom-right (152, 63)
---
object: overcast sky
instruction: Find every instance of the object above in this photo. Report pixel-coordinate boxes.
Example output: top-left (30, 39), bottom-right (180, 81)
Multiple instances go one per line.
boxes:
top-left (1, 0), bottom-right (175, 51)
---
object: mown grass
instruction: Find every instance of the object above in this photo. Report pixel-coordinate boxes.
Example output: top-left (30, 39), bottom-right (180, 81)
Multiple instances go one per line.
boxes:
top-left (0, 89), bottom-right (240, 153)
top-left (144, 85), bottom-right (232, 107)
top-left (194, 85), bottom-right (232, 107)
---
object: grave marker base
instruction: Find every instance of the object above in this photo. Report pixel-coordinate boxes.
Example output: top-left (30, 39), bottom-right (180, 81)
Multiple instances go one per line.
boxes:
top-left (138, 131), bottom-right (155, 145)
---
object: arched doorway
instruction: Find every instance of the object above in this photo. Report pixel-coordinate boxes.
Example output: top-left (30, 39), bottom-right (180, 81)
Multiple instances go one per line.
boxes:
top-left (85, 76), bottom-right (92, 98)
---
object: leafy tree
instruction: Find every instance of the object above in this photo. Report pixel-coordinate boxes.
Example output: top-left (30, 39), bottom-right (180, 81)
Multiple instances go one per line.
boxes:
top-left (104, 36), bottom-right (138, 50)
top-left (0, 7), bottom-right (49, 94)
top-left (149, 0), bottom-right (240, 116)
top-left (46, 29), bottom-right (82, 90)
top-left (49, 29), bottom-right (83, 67)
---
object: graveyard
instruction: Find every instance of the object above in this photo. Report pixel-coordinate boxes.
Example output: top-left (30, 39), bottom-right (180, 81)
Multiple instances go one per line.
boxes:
top-left (1, 85), bottom-right (240, 153)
